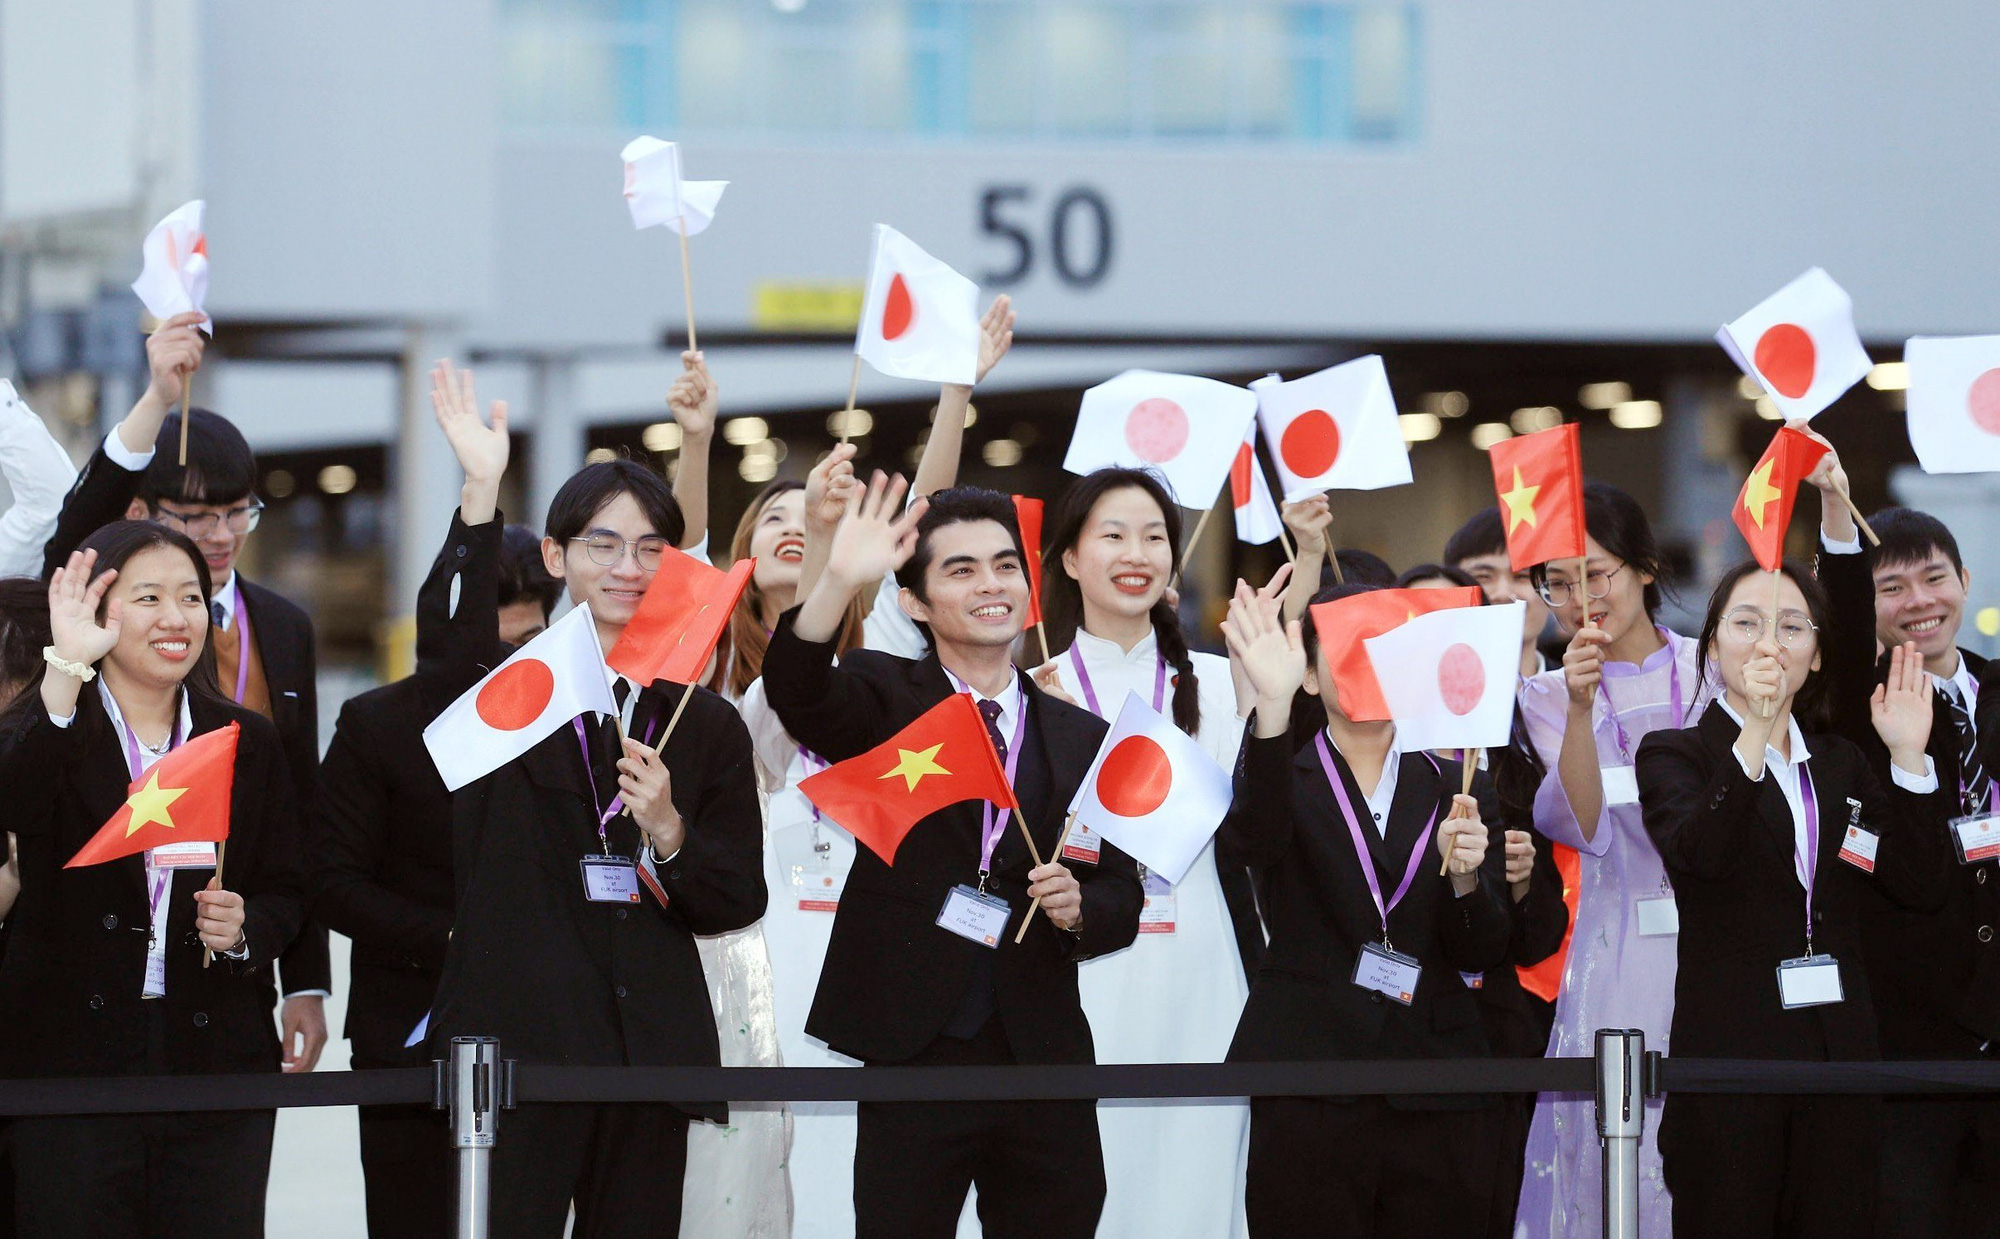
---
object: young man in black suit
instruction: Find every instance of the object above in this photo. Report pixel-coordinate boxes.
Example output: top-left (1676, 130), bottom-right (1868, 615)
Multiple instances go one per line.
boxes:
top-left (762, 477), bottom-right (1143, 1239)
top-left (1807, 436), bottom-right (2000, 1239)
top-left (40, 311), bottom-right (330, 1071)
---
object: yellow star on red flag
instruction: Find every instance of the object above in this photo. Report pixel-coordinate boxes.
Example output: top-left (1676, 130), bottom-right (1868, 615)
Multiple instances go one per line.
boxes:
top-left (880, 742), bottom-right (951, 792)
top-left (122, 770), bottom-right (189, 837)
top-left (1498, 466), bottom-right (1541, 533)
top-left (1740, 459), bottom-right (1781, 529)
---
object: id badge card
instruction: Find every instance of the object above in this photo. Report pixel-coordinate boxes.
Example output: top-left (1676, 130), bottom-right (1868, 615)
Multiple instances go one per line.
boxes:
top-left (1636, 896), bottom-right (1680, 938)
top-left (1061, 823), bottom-right (1103, 865)
top-left (776, 823), bottom-right (848, 913)
top-left (1352, 942), bottom-right (1421, 1005)
top-left (1138, 871), bottom-right (1176, 935)
top-left (1600, 765), bottom-right (1641, 806)
top-left (1838, 825), bottom-right (1881, 873)
top-left (1458, 971), bottom-right (1485, 990)
top-left (579, 856), bottom-right (641, 904)
top-left (1951, 814), bottom-right (2000, 864)
top-left (937, 883), bottom-right (1011, 948)
top-left (1777, 954), bottom-right (1844, 1009)
top-left (151, 841), bottom-right (217, 869)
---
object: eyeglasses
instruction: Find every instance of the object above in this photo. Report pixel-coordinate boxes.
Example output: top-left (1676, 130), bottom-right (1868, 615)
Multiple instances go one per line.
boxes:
top-left (570, 532), bottom-right (671, 571)
top-left (1537, 562), bottom-right (1627, 607)
top-left (151, 500), bottom-right (264, 540)
top-left (1722, 606), bottom-right (1819, 649)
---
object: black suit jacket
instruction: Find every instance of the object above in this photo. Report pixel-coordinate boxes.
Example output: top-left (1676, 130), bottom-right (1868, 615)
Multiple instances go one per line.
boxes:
top-left (762, 611), bottom-right (1143, 1067)
top-left (1477, 733), bottom-right (1570, 1057)
top-left (1820, 545), bottom-right (2000, 1054)
top-left (0, 692), bottom-right (308, 1078)
top-left (1221, 732), bottom-right (1513, 1108)
top-left (42, 442), bottom-right (328, 995)
top-left (1637, 702), bottom-right (1950, 1062)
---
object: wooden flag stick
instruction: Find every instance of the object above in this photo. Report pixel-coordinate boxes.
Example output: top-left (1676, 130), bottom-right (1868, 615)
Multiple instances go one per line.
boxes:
top-left (1439, 752), bottom-right (1480, 876)
top-left (203, 839), bottom-right (228, 969)
top-left (1276, 523), bottom-right (1295, 563)
top-left (1016, 811), bottom-right (1078, 943)
top-left (1759, 568), bottom-right (1783, 719)
top-left (1035, 621), bottom-right (1051, 666)
top-left (676, 219), bottom-right (698, 353)
top-left (648, 681), bottom-right (698, 759)
top-left (838, 356), bottom-right (862, 444)
top-left (1326, 523), bottom-right (1345, 585)
top-left (1175, 505), bottom-right (1216, 584)
top-left (1832, 483), bottom-right (1880, 547)
top-left (178, 373), bottom-right (193, 466)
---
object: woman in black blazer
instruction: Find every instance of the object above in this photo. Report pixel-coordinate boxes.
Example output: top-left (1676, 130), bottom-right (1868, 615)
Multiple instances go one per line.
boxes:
top-left (1637, 558), bottom-right (1949, 1238)
top-left (0, 522), bottom-right (307, 1237)
top-left (1220, 581), bottom-right (1514, 1238)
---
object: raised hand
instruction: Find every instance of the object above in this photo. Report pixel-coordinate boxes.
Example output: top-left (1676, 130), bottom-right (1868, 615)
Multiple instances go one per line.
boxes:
top-left (1221, 578), bottom-right (1304, 734)
top-left (430, 360), bottom-right (509, 525)
top-left (1254, 560), bottom-right (1294, 605)
top-left (1282, 495), bottom-right (1333, 556)
top-left (1871, 641), bottom-right (1935, 771)
top-left (1561, 625), bottom-right (1609, 712)
top-left (824, 472), bottom-right (926, 593)
top-left (144, 312), bottom-right (208, 408)
top-left (48, 549), bottom-right (121, 667)
top-left (1741, 634), bottom-right (1786, 718)
top-left (1031, 661), bottom-right (1079, 708)
top-left (974, 294), bottom-right (1016, 384)
top-left (805, 443), bottom-right (860, 532)
top-left (667, 350), bottom-right (718, 441)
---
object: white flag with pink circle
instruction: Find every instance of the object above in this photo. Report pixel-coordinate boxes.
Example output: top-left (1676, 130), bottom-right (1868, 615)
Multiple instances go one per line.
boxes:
top-left (1362, 601), bottom-right (1526, 753)
top-left (1062, 370), bottom-right (1258, 506)
top-left (1251, 356), bottom-right (1412, 501)
top-left (1716, 268), bottom-right (1872, 422)
top-left (1906, 335), bottom-right (2000, 474)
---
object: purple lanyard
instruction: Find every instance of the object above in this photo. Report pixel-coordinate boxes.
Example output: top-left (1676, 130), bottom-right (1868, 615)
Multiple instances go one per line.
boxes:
top-left (1599, 634), bottom-right (1684, 762)
top-left (1067, 644), bottom-right (1167, 719)
top-left (571, 701), bottom-right (661, 854)
top-left (945, 672), bottom-right (1028, 877)
top-left (1315, 732), bottom-right (1438, 950)
top-left (1796, 762), bottom-right (1821, 953)
top-left (798, 745), bottom-right (828, 822)
top-left (122, 702), bottom-right (184, 930)
top-left (216, 581), bottom-right (252, 706)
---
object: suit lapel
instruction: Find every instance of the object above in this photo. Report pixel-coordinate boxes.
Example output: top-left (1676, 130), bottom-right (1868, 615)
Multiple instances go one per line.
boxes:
top-left (1379, 753), bottom-right (1439, 876)
top-left (1695, 701), bottom-right (1804, 867)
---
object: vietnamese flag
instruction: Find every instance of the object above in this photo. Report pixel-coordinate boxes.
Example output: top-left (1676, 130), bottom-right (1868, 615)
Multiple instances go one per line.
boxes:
top-left (1012, 496), bottom-right (1046, 627)
top-left (1309, 586), bottom-right (1483, 723)
top-left (1487, 423), bottom-right (1586, 572)
top-left (608, 550), bottom-right (755, 687)
top-left (67, 723), bottom-right (238, 869)
top-left (1733, 426), bottom-right (1829, 570)
top-left (1518, 843), bottom-right (1581, 1003)
top-left (799, 694), bottom-right (1019, 865)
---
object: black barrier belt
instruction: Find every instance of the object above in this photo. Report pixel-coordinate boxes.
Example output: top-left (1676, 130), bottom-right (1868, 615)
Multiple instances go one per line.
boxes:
top-left (1658, 1058), bottom-right (2000, 1096)
top-left (0, 1066), bottom-right (435, 1117)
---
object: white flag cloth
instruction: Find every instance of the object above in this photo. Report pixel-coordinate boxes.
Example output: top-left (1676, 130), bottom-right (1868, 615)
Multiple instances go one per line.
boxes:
top-left (1067, 692), bottom-right (1234, 886)
top-left (1363, 602), bottom-right (1526, 753)
top-left (131, 200), bottom-right (211, 334)
top-left (1716, 268), bottom-right (1871, 421)
top-left (621, 137), bottom-right (727, 236)
top-left (1062, 370), bottom-right (1258, 506)
top-left (853, 224), bottom-right (979, 386)
top-left (1250, 356), bottom-right (1411, 501)
top-left (1230, 422), bottom-right (1284, 546)
top-left (1905, 335), bottom-right (2000, 474)
top-left (424, 603), bottom-right (620, 792)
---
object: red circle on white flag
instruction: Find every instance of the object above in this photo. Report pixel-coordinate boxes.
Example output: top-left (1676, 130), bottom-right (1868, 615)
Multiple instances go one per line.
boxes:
top-left (1096, 734), bottom-right (1173, 817)
top-left (477, 660), bottom-right (555, 730)
top-left (882, 274), bottom-right (916, 341)
top-left (1230, 441), bottom-right (1254, 502)
top-left (1124, 399), bottom-right (1190, 462)
top-left (1438, 643), bottom-right (1486, 716)
top-left (1280, 409), bottom-right (1342, 478)
top-left (1968, 368), bottom-right (2000, 436)
top-left (1753, 324), bottom-right (1816, 399)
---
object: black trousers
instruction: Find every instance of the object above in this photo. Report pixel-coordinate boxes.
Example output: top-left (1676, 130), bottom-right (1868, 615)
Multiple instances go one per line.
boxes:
top-left (353, 1051), bottom-right (453, 1238)
top-left (1661, 1092), bottom-right (1881, 1239)
top-left (855, 1018), bottom-right (1104, 1239)
top-left (1246, 1095), bottom-right (1498, 1239)
top-left (0, 1119), bottom-right (13, 1239)
top-left (1874, 1095), bottom-right (2000, 1239)
top-left (11, 1109), bottom-right (275, 1238)
top-left (486, 1102), bottom-right (690, 1239)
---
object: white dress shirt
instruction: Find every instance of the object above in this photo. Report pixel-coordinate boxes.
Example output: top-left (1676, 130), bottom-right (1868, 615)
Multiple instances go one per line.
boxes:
top-left (0, 381), bottom-right (78, 577)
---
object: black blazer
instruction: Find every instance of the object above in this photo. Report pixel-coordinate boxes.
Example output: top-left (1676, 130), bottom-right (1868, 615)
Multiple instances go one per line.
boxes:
top-left (1637, 701), bottom-right (1951, 1062)
top-left (762, 611), bottom-right (1143, 1067)
top-left (1221, 732), bottom-right (1513, 1108)
top-left (418, 513), bottom-right (767, 1122)
top-left (0, 691), bottom-right (308, 1078)
top-left (42, 442), bottom-right (328, 996)
top-left (1476, 734), bottom-right (1570, 1057)
top-left (1820, 546), bottom-right (2000, 1054)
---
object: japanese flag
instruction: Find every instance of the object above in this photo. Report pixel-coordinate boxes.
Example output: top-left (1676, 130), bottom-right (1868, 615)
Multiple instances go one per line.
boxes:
top-left (854, 224), bottom-right (980, 386)
top-left (131, 200), bottom-right (211, 333)
top-left (1906, 335), bottom-right (2000, 474)
top-left (1717, 268), bottom-right (1872, 421)
top-left (423, 603), bottom-right (619, 792)
top-left (1067, 693), bottom-right (1234, 886)
top-left (1231, 422), bottom-right (1284, 546)
top-left (1251, 356), bottom-right (1412, 500)
top-left (620, 137), bottom-right (727, 236)
top-left (1063, 370), bottom-right (1258, 506)
top-left (1362, 602), bottom-right (1526, 753)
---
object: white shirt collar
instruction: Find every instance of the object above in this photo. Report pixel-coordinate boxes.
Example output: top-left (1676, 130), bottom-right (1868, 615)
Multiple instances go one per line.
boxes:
top-left (1328, 726), bottom-right (1402, 838)
top-left (1934, 655), bottom-right (1978, 707)
top-left (1070, 626), bottom-right (1160, 664)
top-left (944, 664), bottom-right (1023, 742)
top-left (97, 680), bottom-right (195, 772)
top-left (1717, 697), bottom-right (1814, 768)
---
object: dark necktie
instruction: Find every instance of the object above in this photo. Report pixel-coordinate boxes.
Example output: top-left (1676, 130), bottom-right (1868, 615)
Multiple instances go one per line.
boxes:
top-left (210, 601), bottom-right (227, 630)
top-left (613, 677), bottom-right (632, 714)
top-left (1948, 688), bottom-right (1991, 816)
top-left (978, 697), bottom-right (1008, 765)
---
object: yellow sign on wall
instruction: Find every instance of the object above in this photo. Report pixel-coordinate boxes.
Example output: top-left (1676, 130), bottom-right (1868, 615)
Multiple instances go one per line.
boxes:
top-left (752, 281), bottom-right (865, 332)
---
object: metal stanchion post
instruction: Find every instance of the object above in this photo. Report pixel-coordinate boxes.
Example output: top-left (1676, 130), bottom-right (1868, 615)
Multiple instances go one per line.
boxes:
top-left (450, 1036), bottom-right (501, 1239)
top-left (1595, 1029), bottom-right (1646, 1239)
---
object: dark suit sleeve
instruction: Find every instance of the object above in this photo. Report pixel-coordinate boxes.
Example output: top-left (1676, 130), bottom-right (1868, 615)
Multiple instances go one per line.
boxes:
top-left (1508, 827), bottom-right (1569, 967)
top-left (240, 724), bottom-right (310, 971)
top-left (1818, 547), bottom-right (1880, 750)
top-left (314, 699), bottom-right (454, 971)
top-left (761, 609), bottom-right (903, 762)
top-left (41, 444), bottom-right (143, 579)
top-left (1851, 745), bottom-right (1953, 915)
top-left (653, 699), bottom-right (767, 936)
top-left (0, 708), bottom-right (81, 837)
top-left (1437, 769), bottom-right (1514, 974)
top-left (1071, 839), bottom-right (1143, 961)
top-left (276, 607), bottom-right (331, 997)
top-left (1978, 660), bottom-right (2000, 776)
top-left (1217, 733), bottom-right (1296, 870)
top-left (1637, 729), bottom-right (1766, 882)
top-left (416, 510), bottom-right (509, 700)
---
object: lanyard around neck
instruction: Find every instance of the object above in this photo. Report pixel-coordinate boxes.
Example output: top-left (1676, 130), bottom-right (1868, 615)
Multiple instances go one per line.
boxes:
top-left (944, 669), bottom-right (1028, 878)
top-left (1067, 641), bottom-right (1167, 719)
top-left (1599, 631), bottom-right (1684, 761)
top-left (1315, 731), bottom-right (1437, 951)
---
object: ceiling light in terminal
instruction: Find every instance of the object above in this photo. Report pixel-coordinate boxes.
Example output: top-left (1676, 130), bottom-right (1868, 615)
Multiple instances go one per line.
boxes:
top-left (1754, 396), bottom-right (1782, 420)
top-left (1737, 376), bottom-right (1765, 401)
top-left (723, 416), bottom-right (769, 446)
top-left (1425, 391), bottom-right (1470, 418)
top-left (772, 0), bottom-right (807, 12)
top-left (827, 409), bottom-right (873, 438)
top-left (585, 447), bottom-right (619, 464)
top-left (1608, 400), bottom-right (1663, 430)
top-left (1469, 422), bottom-right (1513, 451)
top-left (1398, 412), bottom-right (1441, 442)
top-left (1578, 382), bottom-right (1632, 411)
top-left (318, 464), bottom-right (357, 495)
top-left (1866, 361), bottom-right (1909, 391)
top-left (744, 439), bottom-right (788, 463)
top-left (264, 469), bottom-right (295, 499)
top-left (643, 422), bottom-right (683, 453)
top-left (982, 439), bottom-right (1024, 467)
top-left (739, 455), bottom-right (778, 483)
top-left (1977, 606), bottom-right (2000, 639)
top-left (1510, 406), bottom-right (1563, 434)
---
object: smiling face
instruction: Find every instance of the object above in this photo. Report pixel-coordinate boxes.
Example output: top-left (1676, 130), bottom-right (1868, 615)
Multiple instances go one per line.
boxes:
top-left (900, 519), bottom-right (1030, 651)
top-left (1457, 550), bottom-right (1551, 655)
top-left (1060, 485), bottom-right (1172, 626)
top-left (1708, 571), bottom-right (1822, 710)
top-left (1873, 550), bottom-right (1969, 673)
top-left (102, 544), bottom-right (209, 690)
top-left (1546, 534), bottom-right (1653, 649)
top-left (541, 491), bottom-right (661, 636)
top-left (748, 489), bottom-right (807, 599)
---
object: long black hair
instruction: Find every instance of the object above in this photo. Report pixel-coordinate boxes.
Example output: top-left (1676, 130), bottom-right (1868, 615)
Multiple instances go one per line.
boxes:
top-left (1040, 468), bottom-right (1201, 737)
top-left (0, 576), bottom-right (51, 713)
top-left (1530, 481), bottom-right (1672, 618)
top-left (1691, 557), bottom-right (1833, 728)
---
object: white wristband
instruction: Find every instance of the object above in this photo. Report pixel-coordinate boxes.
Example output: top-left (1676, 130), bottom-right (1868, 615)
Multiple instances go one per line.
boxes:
top-left (43, 647), bottom-right (96, 682)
